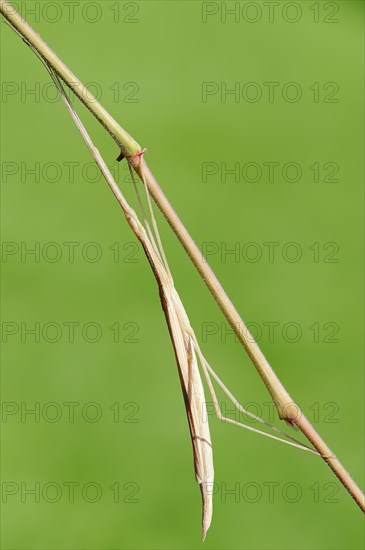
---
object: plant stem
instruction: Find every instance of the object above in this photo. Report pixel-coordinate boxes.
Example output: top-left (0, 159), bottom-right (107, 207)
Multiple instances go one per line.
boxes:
top-left (1, 0), bottom-right (364, 513)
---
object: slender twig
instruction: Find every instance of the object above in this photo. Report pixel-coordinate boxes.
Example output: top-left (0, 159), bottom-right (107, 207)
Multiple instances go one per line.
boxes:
top-left (1, 0), bottom-right (364, 514)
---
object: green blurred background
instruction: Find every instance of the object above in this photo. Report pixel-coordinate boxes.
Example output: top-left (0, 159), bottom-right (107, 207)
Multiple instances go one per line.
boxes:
top-left (1, 1), bottom-right (364, 548)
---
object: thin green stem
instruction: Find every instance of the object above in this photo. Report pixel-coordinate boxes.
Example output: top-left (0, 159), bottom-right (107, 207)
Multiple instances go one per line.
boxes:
top-left (1, 0), bottom-right (364, 514)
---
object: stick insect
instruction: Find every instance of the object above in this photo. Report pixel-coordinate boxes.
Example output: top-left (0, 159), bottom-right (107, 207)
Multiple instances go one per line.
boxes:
top-left (3, 18), bottom-right (319, 537)
top-left (37, 66), bottom-right (319, 540)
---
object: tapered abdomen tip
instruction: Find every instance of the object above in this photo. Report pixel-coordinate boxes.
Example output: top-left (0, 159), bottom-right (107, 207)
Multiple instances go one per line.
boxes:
top-left (200, 482), bottom-right (213, 542)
